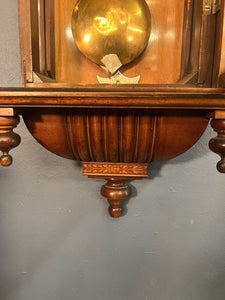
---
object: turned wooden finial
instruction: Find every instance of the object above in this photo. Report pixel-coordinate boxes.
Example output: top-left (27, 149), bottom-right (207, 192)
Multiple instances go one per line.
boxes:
top-left (101, 178), bottom-right (131, 218)
top-left (83, 162), bottom-right (148, 217)
top-left (209, 119), bottom-right (225, 173)
top-left (0, 116), bottom-right (21, 167)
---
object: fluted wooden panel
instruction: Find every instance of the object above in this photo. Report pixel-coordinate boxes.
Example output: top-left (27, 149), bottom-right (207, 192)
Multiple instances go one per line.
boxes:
top-left (89, 112), bottom-right (105, 162)
top-left (24, 108), bottom-right (208, 164)
top-left (107, 111), bottom-right (119, 162)
top-left (136, 111), bottom-right (157, 163)
top-left (67, 109), bottom-right (158, 163)
top-left (69, 110), bottom-right (91, 161)
top-left (123, 111), bottom-right (136, 163)
top-left (66, 112), bottom-right (80, 160)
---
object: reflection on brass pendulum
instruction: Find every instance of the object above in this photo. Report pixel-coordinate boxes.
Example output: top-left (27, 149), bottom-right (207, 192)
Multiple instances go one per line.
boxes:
top-left (71, 0), bottom-right (151, 84)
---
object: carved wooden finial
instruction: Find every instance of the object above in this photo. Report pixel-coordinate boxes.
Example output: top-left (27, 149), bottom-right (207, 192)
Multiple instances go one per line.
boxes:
top-left (209, 119), bottom-right (225, 173)
top-left (0, 116), bottom-right (21, 167)
top-left (101, 178), bottom-right (131, 218)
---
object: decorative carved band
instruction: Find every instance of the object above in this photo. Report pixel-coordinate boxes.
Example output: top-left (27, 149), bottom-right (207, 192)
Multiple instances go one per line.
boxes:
top-left (82, 162), bottom-right (148, 178)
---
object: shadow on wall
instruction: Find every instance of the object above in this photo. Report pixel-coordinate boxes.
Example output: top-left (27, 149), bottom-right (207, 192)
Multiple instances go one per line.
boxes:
top-left (120, 124), bottom-right (215, 217)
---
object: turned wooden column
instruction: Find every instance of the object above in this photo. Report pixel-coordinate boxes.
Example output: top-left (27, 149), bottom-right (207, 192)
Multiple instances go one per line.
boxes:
top-left (209, 111), bottom-right (225, 173)
top-left (0, 110), bottom-right (21, 166)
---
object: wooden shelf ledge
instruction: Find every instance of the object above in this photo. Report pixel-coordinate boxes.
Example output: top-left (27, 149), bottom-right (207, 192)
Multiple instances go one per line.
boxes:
top-left (0, 87), bottom-right (225, 109)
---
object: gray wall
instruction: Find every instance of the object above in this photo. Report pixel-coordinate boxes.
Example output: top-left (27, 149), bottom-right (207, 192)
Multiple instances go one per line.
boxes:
top-left (1, 1), bottom-right (225, 300)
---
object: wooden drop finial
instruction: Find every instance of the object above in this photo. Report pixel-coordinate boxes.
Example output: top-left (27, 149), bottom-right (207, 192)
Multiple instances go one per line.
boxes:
top-left (101, 178), bottom-right (131, 218)
top-left (0, 116), bottom-right (21, 167)
top-left (209, 119), bottom-right (225, 173)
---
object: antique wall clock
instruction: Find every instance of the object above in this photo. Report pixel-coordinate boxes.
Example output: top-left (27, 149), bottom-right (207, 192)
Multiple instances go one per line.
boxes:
top-left (0, 0), bottom-right (225, 217)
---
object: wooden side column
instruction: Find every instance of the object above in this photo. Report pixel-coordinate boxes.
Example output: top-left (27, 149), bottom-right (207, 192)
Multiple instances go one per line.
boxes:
top-left (0, 109), bottom-right (21, 167)
top-left (83, 162), bottom-right (148, 218)
top-left (209, 111), bottom-right (225, 173)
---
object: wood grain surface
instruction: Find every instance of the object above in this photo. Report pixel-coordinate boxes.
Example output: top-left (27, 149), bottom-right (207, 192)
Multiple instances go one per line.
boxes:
top-left (1, 87), bottom-right (225, 109)
top-left (22, 108), bottom-right (208, 163)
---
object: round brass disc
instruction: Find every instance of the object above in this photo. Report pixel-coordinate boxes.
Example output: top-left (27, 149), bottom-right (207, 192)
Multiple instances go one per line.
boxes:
top-left (71, 0), bottom-right (151, 68)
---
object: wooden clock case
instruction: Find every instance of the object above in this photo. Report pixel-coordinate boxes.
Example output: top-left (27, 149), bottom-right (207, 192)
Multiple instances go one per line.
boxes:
top-left (0, 0), bottom-right (225, 217)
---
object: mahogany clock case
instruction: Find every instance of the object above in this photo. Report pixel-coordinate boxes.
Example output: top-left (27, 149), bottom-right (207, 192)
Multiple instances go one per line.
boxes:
top-left (11, 0), bottom-right (225, 216)
top-left (18, 0), bottom-right (221, 163)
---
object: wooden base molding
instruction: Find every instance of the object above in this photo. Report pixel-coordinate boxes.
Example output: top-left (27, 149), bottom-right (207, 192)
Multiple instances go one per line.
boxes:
top-left (0, 116), bottom-right (21, 167)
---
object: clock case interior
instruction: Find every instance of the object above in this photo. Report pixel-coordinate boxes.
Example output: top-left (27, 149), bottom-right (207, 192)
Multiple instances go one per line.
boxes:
top-left (19, 0), bottom-right (224, 88)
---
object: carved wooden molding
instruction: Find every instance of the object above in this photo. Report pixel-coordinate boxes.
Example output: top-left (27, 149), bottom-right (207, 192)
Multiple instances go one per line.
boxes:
top-left (83, 162), bottom-right (148, 178)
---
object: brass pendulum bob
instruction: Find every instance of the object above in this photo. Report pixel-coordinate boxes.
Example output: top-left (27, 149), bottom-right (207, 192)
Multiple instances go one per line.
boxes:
top-left (71, 0), bottom-right (151, 76)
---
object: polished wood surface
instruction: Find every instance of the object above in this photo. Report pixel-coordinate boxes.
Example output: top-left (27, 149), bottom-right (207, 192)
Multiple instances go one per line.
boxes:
top-left (2, 87), bottom-right (225, 108)
top-left (22, 108), bottom-right (208, 163)
top-left (45, 0), bottom-right (55, 77)
top-left (0, 116), bottom-right (21, 167)
top-left (30, 0), bottom-right (41, 73)
top-left (212, 0), bottom-right (225, 86)
top-left (153, 110), bottom-right (208, 161)
top-left (180, 0), bottom-right (202, 80)
top-left (209, 117), bottom-right (225, 173)
top-left (101, 178), bottom-right (132, 218)
top-left (215, 1), bottom-right (225, 86)
top-left (197, 0), bottom-right (222, 86)
top-left (0, 108), bottom-right (15, 116)
top-left (18, 0), bottom-right (33, 85)
top-left (14, 0), bottom-right (225, 217)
